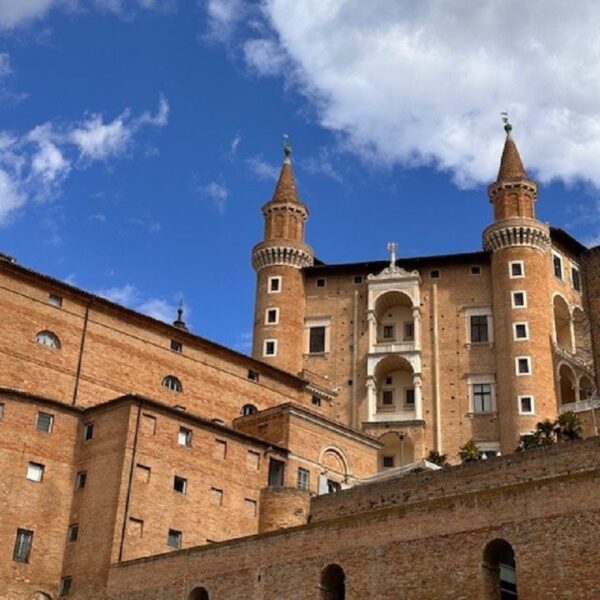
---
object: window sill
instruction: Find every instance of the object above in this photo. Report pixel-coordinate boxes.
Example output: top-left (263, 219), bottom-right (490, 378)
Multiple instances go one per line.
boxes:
top-left (467, 411), bottom-right (498, 417)
top-left (465, 342), bottom-right (494, 349)
top-left (304, 352), bottom-right (329, 358)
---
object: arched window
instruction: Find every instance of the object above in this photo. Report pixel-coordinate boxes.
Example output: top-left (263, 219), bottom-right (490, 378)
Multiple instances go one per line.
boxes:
top-left (241, 404), bottom-right (257, 416)
top-left (188, 587), bottom-right (209, 600)
top-left (320, 564), bottom-right (345, 600)
top-left (162, 375), bottom-right (182, 393)
top-left (35, 331), bottom-right (61, 349)
top-left (482, 539), bottom-right (518, 599)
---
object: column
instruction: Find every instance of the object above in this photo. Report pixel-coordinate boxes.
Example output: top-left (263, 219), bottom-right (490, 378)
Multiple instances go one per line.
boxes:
top-left (569, 315), bottom-right (576, 354)
top-left (367, 311), bottom-right (377, 350)
top-left (413, 374), bottom-right (423, 420)
top-left (366, 378), bottom-right (376, 421)
top-left (413, 306), bottom-right (421, 351)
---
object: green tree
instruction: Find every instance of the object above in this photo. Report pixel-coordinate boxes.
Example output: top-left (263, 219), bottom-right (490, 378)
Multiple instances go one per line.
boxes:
top-left (459, 439), bottom-right (480, 463)
top-left (556, 411), bottom-right (582, 441)
top-left (426, 450), bottom-right (449, 468)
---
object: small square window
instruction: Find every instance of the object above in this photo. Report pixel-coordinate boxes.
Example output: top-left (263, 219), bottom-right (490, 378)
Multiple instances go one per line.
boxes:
top-left (382, 390), bottom-right (394, 406)
top-left (210, 487), bottom-right (224, 506)
top-left (512, 291), bottom-right (527, 308)
top-left (514, 323), bottom-right (528, 340)
top-left (248, 369), bottom-right (260, 382)
top-left (553, 253), bottom-right (563, 280)
top-left (382, 456), bottom-right (395, 468)
top-left (173, 475), bottom-right (187, 494)
top-left (268, 277), bottom-right (281, 293)
top-left (316, 278), bottom-right (326, 288)
top-left (470, 265), bottom-right (481, 275)
top-left (311, 395), bottom-right (321, 407)
top-left (297, 467), bottom-right (310, 490)
top-left (48, 294), bottom-right (63, 307)
top-left (264, 339), bottom-right (277, 357)
top-left (36, 412), bottom-right (54, 433)
top-left (404, 322), bottom-right (415, 341)
top-left (572, 266), bottom-right (581, 292)
top-left (516, 357), bottom-right (531, 375)
top-left (170, 340), bottom-right (183, 353)
top-left (385, 376), bottom-right (393, 385)
top-left (67, 524), bottom-right (79, 542)
top-left (75, 471), bottom-right (87, 489)
top-left (13, 529), bottom-right (33, 563)
top-left (27, 462), bottom-right (44, 482)
top-left (519, 395), bottom-right (535, 415)
top-left (83, 422), bottom-right (94, 441)
top-left (382, 325), bottom-right (395, 340)
top-left (509, 261), bottom-right (524, 278)
top-left (430, 269), bottom-right (440, 279)
top-left (59, 577), bottom-right (72, 596)
top-left (353, 276), bottom-right (363, 284)
top-left (167, 529), bottom-right (182, 549)
top-left (405, 388), bottom-right (415, 406)
top-left (178, 427), bottom-right (192, 447)
top-left (244, 498), bottom-right (258, 517)
top-left (266, 308), bottom-right (279, 324)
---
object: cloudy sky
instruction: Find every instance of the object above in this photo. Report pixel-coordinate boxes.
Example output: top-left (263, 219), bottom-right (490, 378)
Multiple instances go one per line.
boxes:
top-left (1, 0), bottom-right (599, 352)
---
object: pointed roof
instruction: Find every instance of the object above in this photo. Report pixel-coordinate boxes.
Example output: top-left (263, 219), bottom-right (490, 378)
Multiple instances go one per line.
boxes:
top-left (496, 122), bottom-right (528, 181)
top-left (270, 136), bottom-right (300, 204)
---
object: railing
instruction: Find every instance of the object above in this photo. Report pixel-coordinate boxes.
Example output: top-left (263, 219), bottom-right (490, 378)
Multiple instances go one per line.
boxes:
top-left (552, 341), bottom-right (593, 371)
top-left (371, 341), bottom-right (416, 354)
top-left (559, 397), bottom-right (600, 415)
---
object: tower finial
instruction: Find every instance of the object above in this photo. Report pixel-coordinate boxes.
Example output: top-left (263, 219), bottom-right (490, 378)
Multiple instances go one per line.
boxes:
top-left (283, 134), bottom-right (292, 165)
top-left (173, 299), bottom-right (188, 331)
top-left (387, 241), bottom-right (398, 268)
top-left (501, 111), bottom-right (512, 138)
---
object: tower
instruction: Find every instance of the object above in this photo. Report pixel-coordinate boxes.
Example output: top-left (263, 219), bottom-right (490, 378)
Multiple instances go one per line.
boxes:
top-left (251, 139), bottom-right (313, 374)
top-left (483, 119), bottom-right (556, 453)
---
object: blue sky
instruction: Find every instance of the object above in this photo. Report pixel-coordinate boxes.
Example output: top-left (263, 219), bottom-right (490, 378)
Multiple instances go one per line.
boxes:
top-left (0, 1), bottom-right (599, 353)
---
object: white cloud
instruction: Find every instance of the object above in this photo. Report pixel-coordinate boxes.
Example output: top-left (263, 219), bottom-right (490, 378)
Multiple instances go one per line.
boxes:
top-left (130, 217), bottom-right (161, 233)
top-left (0, 0), bottom-right (56, 29)
top-left (221, 0), bottom-right (600, 190)
top-left (230, 132), bottom-right (242, 156)
top-left (204, 0), bottom-right (246, 42)
top-left (246, 155), bottom-right (279, 180)
top-left (198, 181), bottom-right (229, 214)
top-left (70, 112), bottom-right (133, 161)
top-left (89, 213), bottom-right (106, 222)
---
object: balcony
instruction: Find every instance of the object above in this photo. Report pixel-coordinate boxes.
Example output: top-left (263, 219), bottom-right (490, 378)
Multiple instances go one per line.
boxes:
top-left (371, 340), bottom-right (416, 355)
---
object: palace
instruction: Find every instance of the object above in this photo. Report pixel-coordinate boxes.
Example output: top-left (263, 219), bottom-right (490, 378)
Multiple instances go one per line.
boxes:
top-left (1, 123), bottom-right (600, 599)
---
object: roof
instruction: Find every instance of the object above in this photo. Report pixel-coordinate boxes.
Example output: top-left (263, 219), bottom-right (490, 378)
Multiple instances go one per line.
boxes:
top-left (497, 135), bottom-right (528, 181)
top-left (270, 161), bottom-right (301, 204)
top-left (550, 227), bottom-right (589, 255)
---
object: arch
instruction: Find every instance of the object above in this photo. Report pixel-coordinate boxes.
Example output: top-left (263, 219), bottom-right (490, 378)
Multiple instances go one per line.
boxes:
top-left (241, 403), bottom-right (257, 416)
top-left (319, 445), bottom-right (349, 476)
top-left (320, 564), bottom-right (345, 600)
top-left (572, 307), bottom-right (592, 360)
top-left (374, 291), bottom-right (415, 343)
top-left (35, 330), bottom-right (61, 349)
top-left (33, 593), bottom-right (53, 600)
top-left (558, 363), bottom-right (576, 405)
top-left (578, 375), bottom-right (595, 401)
top-left (378, 431), bottom-right (414, 470)
top-left (162, 375), bottom-right (183, 393)
top-left (553, 295), bottom-right (572, 350)
top-left (482, 539), bottom-right (518, 599)
top-left (188, 587), bottom-right (209, 600)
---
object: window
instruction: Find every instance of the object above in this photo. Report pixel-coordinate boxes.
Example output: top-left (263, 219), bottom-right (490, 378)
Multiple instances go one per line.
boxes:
top-left (518, 395), bottom-right (535, 415)
top-left (263, 339), bottom-right (277, 357)
top-left (127, 518), bottom-right (144, 538)
top-left (316, 278), bottom-right (326, 288)
top-left (268, 276), bottom-right (281, 293)
top-left (327, 480), bottom-right (342, 493)
top-left (214, 439), bottom-right (227, 460)
top-left (36, 412), bottom-right (54, 433)
top-left (353, 275), bottom-right (363, 284)
top-left (141, 413), bottom-right (157, 435)
top-left (173, 475), bottom-right (187, 494)
top-left (0, 403), bottom-right (4, 419)
top-left (311, 395), bottom-right (321, 407)
top-left (470, 265), bottom-right (481, 275)
top-left (553, 252), bottom-right (563, 280)
top-left (59, 577), bottom-right (72, 596)
top-left (167, 529), bottom-right (182, 549)
top-left (403, 322), bottom-right (415, 341)
top-left (210, 487), bottom-right (224, 506)
top-left (247, 369), bottom-right (259, 382)
top-left (381, 390), bottom-right (394, 406)
top-left (473, 384), bottom-right (493, 412)
top-left (405, 388), bottom-right (415, 407)
top-left (470, 315), bottom-right (489, 343)
top-left (382, 325), bottom-right (395, 340)
top-left (309, 326), bottom-right (326, 354)
top-left (75, 471), bottom-right (87, 489)
top-left (516, 356), bottom-right (532, 375)
top-left (268, 458), bottom-right (285, 487)
top-left (13, 529), bottom-right (33, 563)
top-left (48, 294), bottom-right (63, 307)
top-left (178, 426), bottom-right (192, 447)
top-left (67, 524), bottom-right (79, 542)
top-left (297, 467), bottom-right (310, 490)
top-left (241, 404), bottom-right (257, 416)
top-left (244, 498), bottom-right (257, 517)
top-left (27, 462), bottom-right (44, 482)
top-left (511, 291), bottom-right (527, 308)
top-left (35, 330), bottom-right (60, 349)
top-left (382, 455), bottom-right (395, 468)
top-left (83, 422), bottom-right (94, 441)
top-left (135, 464), bottom-right (151, 483)
top-left (247, 450), bottom-right (260, 471)
top-left (265, 308), bottom-right (279, 324)
top-left (509, 261), bottom-right (524, 278)
top-left (572, 266), bottom-right (581, 292)
top-left (514, 322), bottom-right (529, 340)
top-left (429, 269), bottom-right (440, 279)
top-left (170, 340), bottom-right (183, 353)
top-left (385, 376), bottom-right (393, 385)
top-left (162, 375), bottom-right (182, 393)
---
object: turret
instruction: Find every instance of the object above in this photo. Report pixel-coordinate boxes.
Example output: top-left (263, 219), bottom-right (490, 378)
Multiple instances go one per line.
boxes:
top-left (251, 138), bottom-right (313, 374)
top-left (483, 118), bottom-right (555, 453)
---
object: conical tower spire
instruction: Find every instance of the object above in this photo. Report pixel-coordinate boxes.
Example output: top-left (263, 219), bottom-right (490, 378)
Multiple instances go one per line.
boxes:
top-left (497, 117), bottom-right (527, 181)
top-left (271, 135), bottom-right (299, 204)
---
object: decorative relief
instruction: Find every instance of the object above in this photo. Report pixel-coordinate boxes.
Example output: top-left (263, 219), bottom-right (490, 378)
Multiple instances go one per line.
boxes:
top-left (252, 245), bottom-right (314, 270)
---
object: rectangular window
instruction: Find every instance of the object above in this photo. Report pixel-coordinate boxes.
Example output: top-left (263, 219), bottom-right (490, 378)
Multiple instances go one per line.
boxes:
top-left (473, 384), bottom-right (492, 412)
top-left (48, 293), bottom-right (63, 307)
top-left (36, 412), bottom-right (54, 433)
top-left (214, 439), bottom-right (227, 460)
top-left (210, 487), bottom-right (224, 506)
top-left (178, 426), bottom-right (192, 447)
top-left (83, 422), bottom-right (94, 441)
top-left (382, 324), bottom-right (395, 340)
top-left (511, 291), bottom-right (527, 308)
top-left (173, 475), bottom-right (187, 494)
top-left (268, 276), bottom-right (281, 293)
top-left (75, 471), bottom-right (87, 489)
top-left (167, 529), bottom-right (182, 549)
top-left (311, 395), bottom-right (322, 407)
top-left (316, 278), bottom-right (326, 288)
top-left (405, 388), bottom-right (415, 407)
top-left (470, 315), bottom-right (489, 343)
top-left (135, 464), bottom-right (151, 483)
top-left (509, 261), bottom-right (524, 278)
top-left (170, 340), bottom-right (183, 353)
top-left (244, 498), bottom-right (258, 517)
top-left (265, 308), bottom-right (279, 324)
top-left (247, 450), bottom-right (260, 471)
top-left (516, 356), bottom-right (532, 375)
top-left (268, 458), bottom-right (285, 487)
top-left (382, 455), bottom-right (395, 468)
top-left (0, 403), bottom-right (4, 419)
top-left (553, 253), bottom-right (563, 280)
top-left (518, 395), bottom-right (535, 415)
top-left (127, 517), bottom-right (144, 538)
top-left (572, 266), bottom-right (581, 292)
top-left (353, 275), bottom-right (363, 284)
top-left (247, 369), bottom-right (259, 382)
top-left (429, 269), bottom-right (440, 279)
top-left (309, 326), bottom-right (326, 354)
top-left (381, 390), bottom-right (394, 406)
top-left (263, 339), bottom-right (277, 357)
top-left (67, 524), bottom-right (79, 542)
top-left (27, 462), bottom-right (44, 482)
top-left (13, 529), bottom-right (33, 563)
top-left (403, 322), bottom-right (415, 341)
top-left (514, 322), bottom-right (529, 340)
top-left (59, 577), bottom-right (72, 596)
top-left (141, 413), bottom-right (157, 435)
top-left (297, 467), bottom-right (310, 490)
top-left (327, 480), bottom-right (342, 493)
top-left (470, 265), bottom-right (481, 275)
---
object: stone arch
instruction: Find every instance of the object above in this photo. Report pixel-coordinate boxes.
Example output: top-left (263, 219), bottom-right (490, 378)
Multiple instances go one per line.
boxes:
top-left (579, 375), bottom-right (595, 401)
top-left (558, 363), bottom-right (577, 405)
top-left (319, 446), bottom-right (349, 477)
top-left (378, 431), bottom-right (415, 470)
top-left (373, 355), bottom-right (416, 415)
top-left (188, 587), bottom-right (209, 600)
top-left (241, 403), bottom-right (257, 416)
top-left (482, 539), bottom-right (518, 599)
top-left (553, 294), bottom-right (572, 350)
top-left (572, 307), bottom-right (592, 360)
top-left (374, 291), bottom-right (415, 343)
top-left (320, 564), bottom-right (345, 600)
top-left (35, 330), bottom-right (61, 349)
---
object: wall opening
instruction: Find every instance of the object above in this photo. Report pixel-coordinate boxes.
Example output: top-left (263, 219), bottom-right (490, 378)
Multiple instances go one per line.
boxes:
top-left (553, 296), bottom-right (572, 350)
top-left (320, 564), bottom-right (345, 600)
top-left (188, 587), bottom-right (209, 600)
top-left (482, 539), bottom-right (517, 599)
top-left (559, 364), bottom-right (577, 405)
top-left (378, 432), bottom-right (414, 470)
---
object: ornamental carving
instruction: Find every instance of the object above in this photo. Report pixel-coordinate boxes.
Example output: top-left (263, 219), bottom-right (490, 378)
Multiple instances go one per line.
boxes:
top-left (252, 245), bottom-right (314, 271)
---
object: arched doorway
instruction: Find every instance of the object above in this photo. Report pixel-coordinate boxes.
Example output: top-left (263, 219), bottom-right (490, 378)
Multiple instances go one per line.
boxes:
top-left (188, 587), bottom-right (209, 600)
top-left (553, 295), bottom-right (572, 350)
top-left (558, 364), bottom-right (576, 405)
top-left (320, 564), bottom-right (345, 600)
top-left (482, 539), bottom-right (518, 599)
top-left (378, 431), bottom-right (414, 470)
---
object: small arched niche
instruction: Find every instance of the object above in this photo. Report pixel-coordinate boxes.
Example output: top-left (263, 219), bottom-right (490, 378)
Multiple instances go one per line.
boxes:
top-left (188, 587), bottom-right (209, 600)
top-left (553, 295), bottom-right (572, 350)
top-left (482, 539), bottom-right (518, 599)
top-left (320, 564), bottom-right (345, 600)
top-left (558, 364), bottom-right (577, 405)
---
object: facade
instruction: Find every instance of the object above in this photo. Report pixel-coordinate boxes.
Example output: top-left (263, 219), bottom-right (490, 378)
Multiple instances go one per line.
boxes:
top-left (1, 122), bottom-right (600, 599)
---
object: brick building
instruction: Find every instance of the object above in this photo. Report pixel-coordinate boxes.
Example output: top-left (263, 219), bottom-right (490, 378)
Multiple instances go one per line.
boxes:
top-left (1, 121), bottom-right (600, 599)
